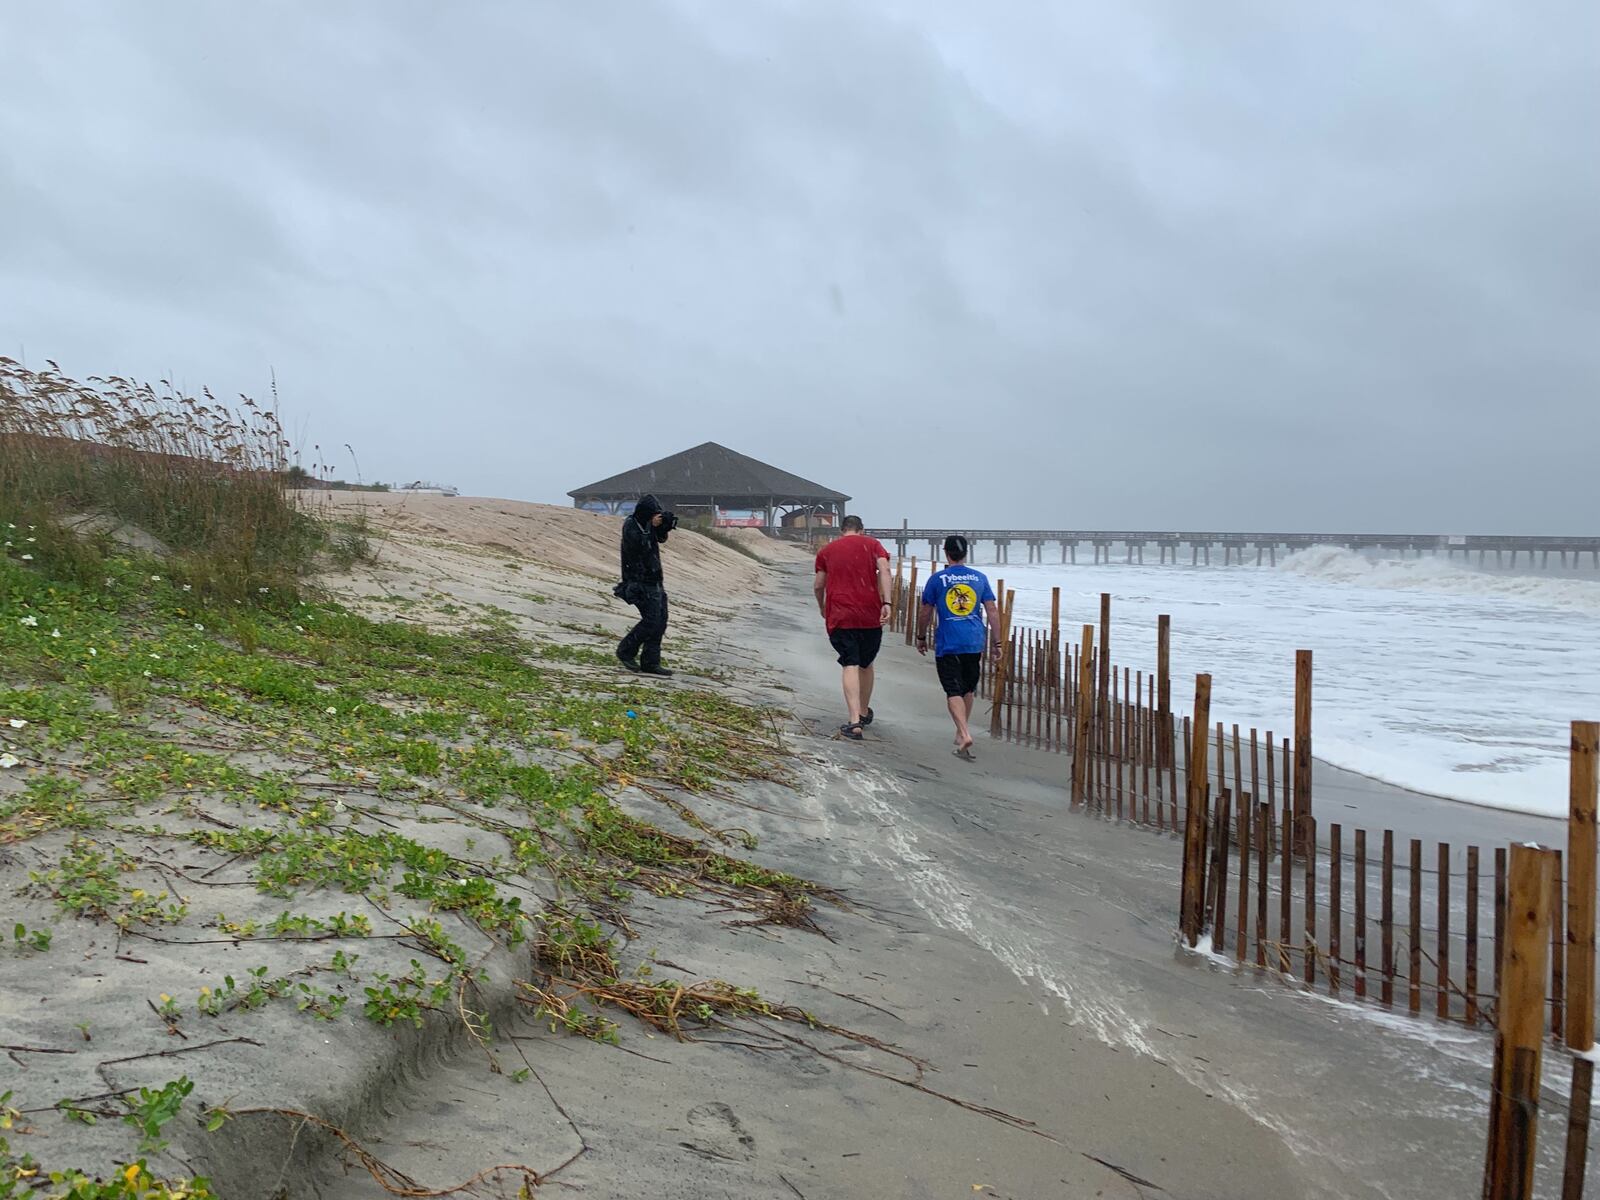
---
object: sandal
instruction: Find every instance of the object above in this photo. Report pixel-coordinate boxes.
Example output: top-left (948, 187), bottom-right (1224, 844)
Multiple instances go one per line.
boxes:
top-left (860, 707), bottom-right (875, 727)
top-left (953, 745), bottom-right (976, 762)
top-left (839, 722), bottom-right (864, 741)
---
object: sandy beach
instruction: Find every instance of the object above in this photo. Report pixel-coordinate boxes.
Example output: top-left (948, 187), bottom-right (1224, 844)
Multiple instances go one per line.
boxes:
top-left (7, 495), bottom-right (1586, 1200)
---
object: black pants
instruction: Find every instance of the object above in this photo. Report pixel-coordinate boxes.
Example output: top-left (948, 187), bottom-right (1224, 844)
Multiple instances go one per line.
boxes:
top-left (618, 586), bottom-right (668, 668)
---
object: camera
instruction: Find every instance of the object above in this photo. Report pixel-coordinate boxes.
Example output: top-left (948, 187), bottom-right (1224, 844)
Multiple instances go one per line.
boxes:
top-left (658, 511), bottom-right (678, 532)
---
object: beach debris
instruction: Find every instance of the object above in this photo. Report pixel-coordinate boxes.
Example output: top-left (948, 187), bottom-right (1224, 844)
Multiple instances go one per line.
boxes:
top-left (195, 1105), bottom-right (557, 1197)
top-left (6, 719), bottom-right (25, 729)
top-left (0, 753), bottom-right (21, 769)
top-left (18, 614), bottom-right (37, 626)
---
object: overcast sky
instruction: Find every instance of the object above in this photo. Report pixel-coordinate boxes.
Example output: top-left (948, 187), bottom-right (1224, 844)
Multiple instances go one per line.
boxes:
top-left (2, 2), bottom-right (1594, 532)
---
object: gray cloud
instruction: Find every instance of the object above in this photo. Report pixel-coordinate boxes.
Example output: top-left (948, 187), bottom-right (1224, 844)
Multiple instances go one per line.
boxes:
top-left (2, 0), bottom-right (1594, 532)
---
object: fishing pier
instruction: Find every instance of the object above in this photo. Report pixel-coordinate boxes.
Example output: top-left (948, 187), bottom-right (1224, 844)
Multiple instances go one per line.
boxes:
top-left (865, 527), bottom-right (1600, 568)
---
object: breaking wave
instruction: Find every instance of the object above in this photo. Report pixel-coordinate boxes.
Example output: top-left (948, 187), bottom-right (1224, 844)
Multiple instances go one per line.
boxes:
top-left (1278, 545), bottom-right (1600, 615)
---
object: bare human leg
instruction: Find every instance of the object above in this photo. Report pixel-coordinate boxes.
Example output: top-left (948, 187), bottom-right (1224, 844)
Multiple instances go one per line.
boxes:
top-left (947, 694), bottom-right (972, 751)
top-left (841, 665), bottom-right (863, 725)
top-left (859, 665), bottom-right (875, 719)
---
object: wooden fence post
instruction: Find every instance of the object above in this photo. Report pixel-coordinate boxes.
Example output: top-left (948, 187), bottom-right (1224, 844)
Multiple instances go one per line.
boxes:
top-left (1304, 817), bottom-right (1318, 987)
top-left (1099, 593), bottom-right (1111, 745)
top-left (1237, 791), bottom-right (1252, 959)
top-left (1210, 790), bottom-right (1232, 953)
top-left (1467, 846), bottom-right (1481, 1023)
top-left (1180, 674), bottom-right (1212, 946)
top-left (1072, 625), bottom-right (1094, 807)
top-left (987, 590), bottom-right (1015, 738)
top-left (1355, 829), bottom-right (1367, 998)
top-left (1157, 614), bottom-right (1171, 770)
top-left (904, 558), bottom-right (919, 643)
top-left (1484, 843), bottom-right (1557, 1200)
top-left (1568, 720), bottom-right (1598, 1050)
top-left (1381, 830), bottom-right (1395, 1006)
top-left (1255, 800), bottom-right (1269, 969)
top-left (1050, 587), bottom-right (1061, 692)
top-left (1561, 721), bottom-right (1599, 1199)
top-left (1294, 649), bottom-right (1313, 856)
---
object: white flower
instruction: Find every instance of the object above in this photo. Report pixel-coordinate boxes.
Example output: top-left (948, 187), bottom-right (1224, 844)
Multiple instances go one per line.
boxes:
top-left (142, 670), bottom-right (152, 678)
top-left (332, 799), bottom-right (346, 813)
top-left (258, 587), bottom-right (269, 594)
top-left (20, 554), bottom-right (32, 562)
top-left (7, 718), bottom-right (25, 729)
top-left (88, 647), bottom-right (97, 657)
top-left (50, 629), bottom-right (60, 639)
top-left (325, 706), bottom-right (338, 715)
top-left (105, 578), bottom-right (115, 587)
top-left (294, 625), bottom-right (304, 633)
top-left (0, 753), bottom-right (20, 770)
top-left (25, 537), bottom-right (35, 544)
top-left (149, 653), bottom-right (161, 660)
top-left (19, 615), bottom-right (37, 627)
top-left (194, 623), bottom-right (204, 631)
top-left (182, 584), bottom-right (192, 592)
top-left (150, 575), bottom-right (161, 582)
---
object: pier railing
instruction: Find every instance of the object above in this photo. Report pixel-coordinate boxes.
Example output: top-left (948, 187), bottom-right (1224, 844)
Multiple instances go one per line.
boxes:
top-left (888, 558), bottom-right (1599, 1197)
top-left (870, 528), bottom-right (1600, 568)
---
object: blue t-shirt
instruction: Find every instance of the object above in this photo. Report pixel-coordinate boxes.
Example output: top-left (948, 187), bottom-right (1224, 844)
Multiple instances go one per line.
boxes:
top-left (921, 566), bottom-right (996, 656)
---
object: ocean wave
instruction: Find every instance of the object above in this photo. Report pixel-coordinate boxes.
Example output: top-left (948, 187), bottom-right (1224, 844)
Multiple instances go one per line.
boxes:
top-left (1277, 545), bottom-right (1600, 614)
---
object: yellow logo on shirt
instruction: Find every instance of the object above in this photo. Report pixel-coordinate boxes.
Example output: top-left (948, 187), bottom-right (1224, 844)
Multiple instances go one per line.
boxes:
top-left (945, 584), bottom-right (978, 616)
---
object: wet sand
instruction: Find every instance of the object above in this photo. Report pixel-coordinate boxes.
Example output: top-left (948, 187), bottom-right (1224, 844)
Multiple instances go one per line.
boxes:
top-left (13, 510), bottom-right (1574, 1199)
top-left (750, 564), bottom-right (1595, 1200)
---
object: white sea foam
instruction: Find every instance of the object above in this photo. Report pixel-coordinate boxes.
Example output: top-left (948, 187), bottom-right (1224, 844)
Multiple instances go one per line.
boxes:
top-left (1280, 545), bottom-right (1600, 615)
top-left (920, 551), bottom-right (1600, 817)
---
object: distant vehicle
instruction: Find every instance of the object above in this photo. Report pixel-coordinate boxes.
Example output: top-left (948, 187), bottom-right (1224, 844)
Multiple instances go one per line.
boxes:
top-left (392, 481), bottom-right (459, 496)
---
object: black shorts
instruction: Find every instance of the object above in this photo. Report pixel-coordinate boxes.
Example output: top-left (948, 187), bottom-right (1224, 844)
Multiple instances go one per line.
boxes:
top-left (829, 626), bottom-right (883, 668)
top-left (936, 653), bottom-right (982, 697)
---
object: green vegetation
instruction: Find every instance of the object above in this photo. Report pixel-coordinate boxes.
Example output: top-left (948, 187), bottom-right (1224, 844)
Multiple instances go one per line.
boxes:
top-left (0, 367), bottom-right (820, 1187)
top-left (2, 1084), bottom-right (216, 1200)
top-left (8, 924), bottom-right (50, 954)
top-left (0, 359), bottom-right (321, 600)
top-left (695, 525), bottom-right (763, 561)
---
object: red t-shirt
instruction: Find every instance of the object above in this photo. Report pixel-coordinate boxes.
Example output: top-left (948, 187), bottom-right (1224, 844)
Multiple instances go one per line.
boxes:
top-left (814, 535), bottom-right (890, 631)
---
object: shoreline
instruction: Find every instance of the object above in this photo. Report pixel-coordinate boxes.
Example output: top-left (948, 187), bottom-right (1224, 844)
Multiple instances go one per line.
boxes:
top-left (9, 503), bottom-right (1577, 1198)
top-left (915, 552), bottom-right (1595, 825)
top-left (756, 561), bottom-right (1590, 1197)
top-left (6, 501), bottom-right (1299, 1198)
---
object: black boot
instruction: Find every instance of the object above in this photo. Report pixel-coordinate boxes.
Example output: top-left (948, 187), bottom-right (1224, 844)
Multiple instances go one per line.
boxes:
top-left (640, 665), bottom-right (674, 677)
top-left (617, 646), bottom-right (641, 671)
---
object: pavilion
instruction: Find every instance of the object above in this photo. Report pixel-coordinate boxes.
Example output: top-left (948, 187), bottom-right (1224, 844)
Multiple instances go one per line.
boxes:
top-left (568, 441), bottom-right (849, 530)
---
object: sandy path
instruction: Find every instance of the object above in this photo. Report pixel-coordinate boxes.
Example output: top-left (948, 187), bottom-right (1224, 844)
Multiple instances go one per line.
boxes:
top-left (324, 558), bottom-right (1306, 1198)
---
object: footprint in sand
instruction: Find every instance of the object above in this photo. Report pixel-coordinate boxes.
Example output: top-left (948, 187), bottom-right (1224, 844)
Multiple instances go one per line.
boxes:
top-left (679, 1101), bottom-right (756, 1162)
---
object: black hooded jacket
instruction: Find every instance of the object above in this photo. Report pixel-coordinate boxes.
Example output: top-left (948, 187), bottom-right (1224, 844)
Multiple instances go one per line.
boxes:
top-left (620, 494), bottom-right (670, 587)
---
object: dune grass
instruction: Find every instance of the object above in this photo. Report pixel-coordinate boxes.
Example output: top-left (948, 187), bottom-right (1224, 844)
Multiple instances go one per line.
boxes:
top-left (0, 358), bottom-right (321, 600)
top-left (0, 361), bottom-right (834, 1194)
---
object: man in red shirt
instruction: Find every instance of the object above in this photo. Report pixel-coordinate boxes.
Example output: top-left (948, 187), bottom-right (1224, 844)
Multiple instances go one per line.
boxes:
top-left (812, 515), bottom-right (893, 740)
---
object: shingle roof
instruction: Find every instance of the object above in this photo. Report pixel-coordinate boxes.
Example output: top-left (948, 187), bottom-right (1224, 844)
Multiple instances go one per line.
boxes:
top-left (568, 442), bottom-right (849, 504)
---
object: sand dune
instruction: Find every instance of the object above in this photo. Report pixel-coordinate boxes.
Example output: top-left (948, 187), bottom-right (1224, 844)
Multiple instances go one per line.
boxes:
top-left (303, 490), bottom-right (814, 590)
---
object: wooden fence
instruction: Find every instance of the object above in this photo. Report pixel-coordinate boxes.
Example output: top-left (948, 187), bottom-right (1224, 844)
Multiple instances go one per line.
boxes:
top-left (888, 565), bottom-right (1600, 1196)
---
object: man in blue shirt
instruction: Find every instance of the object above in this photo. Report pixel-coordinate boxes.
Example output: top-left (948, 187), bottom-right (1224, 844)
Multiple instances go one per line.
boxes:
top-left (916, 535), bottom-right (1000, 761)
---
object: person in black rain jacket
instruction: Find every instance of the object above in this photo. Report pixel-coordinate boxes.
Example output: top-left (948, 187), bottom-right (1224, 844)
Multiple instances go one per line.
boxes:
top-left (615, 493), bottom-right (674, 676)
